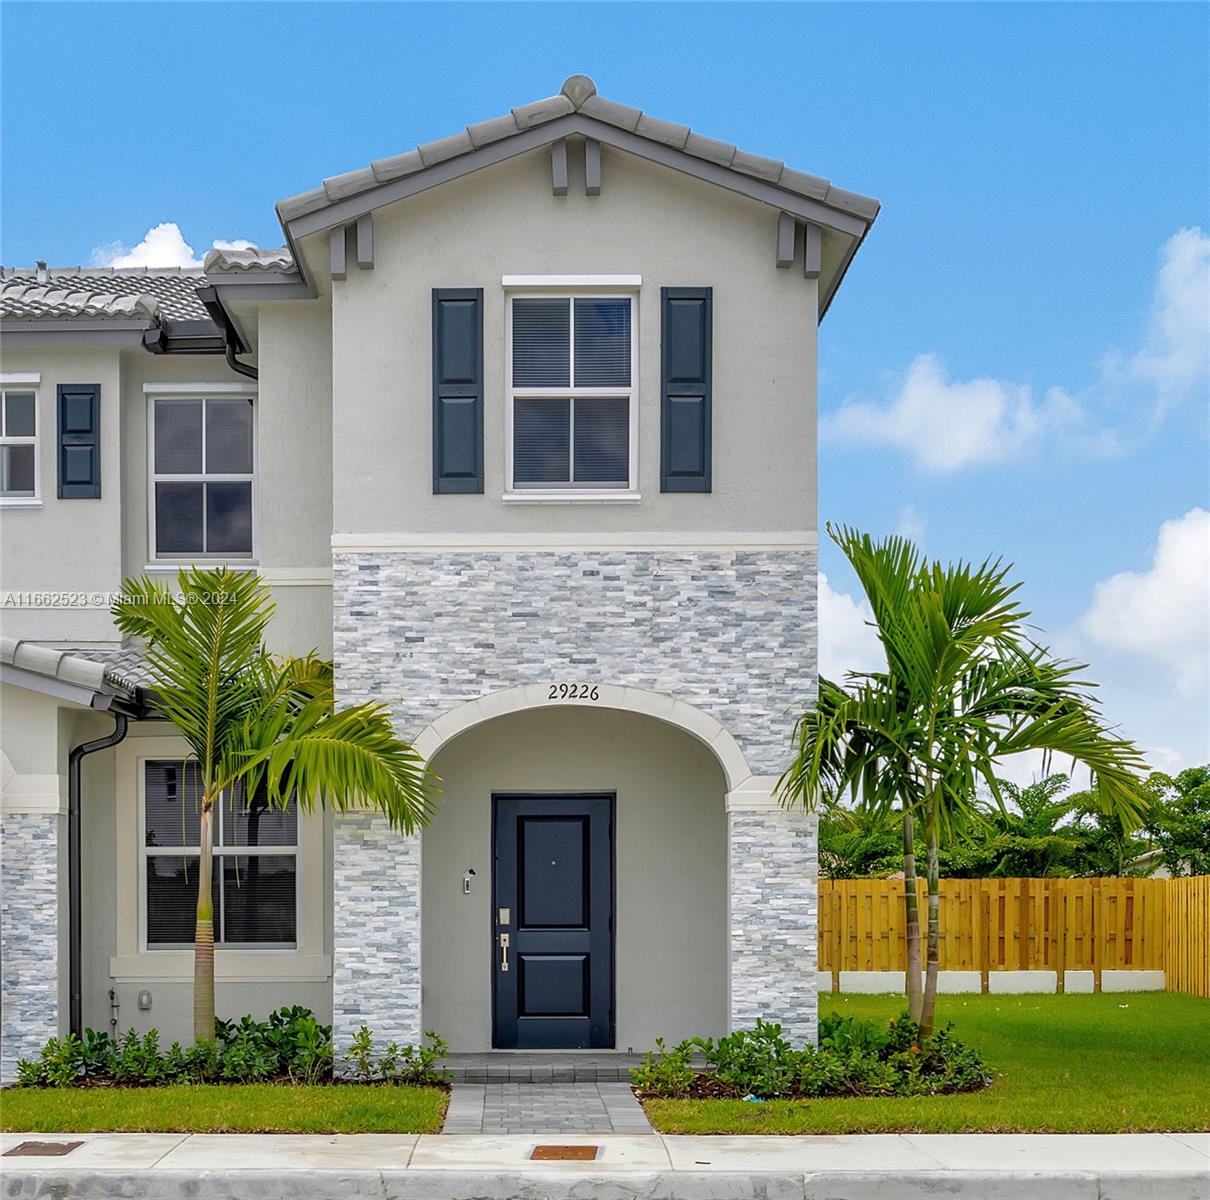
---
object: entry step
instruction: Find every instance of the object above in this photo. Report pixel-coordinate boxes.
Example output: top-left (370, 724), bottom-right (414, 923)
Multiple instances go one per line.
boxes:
top-left (440, 1053), bottom-right (647, 1083)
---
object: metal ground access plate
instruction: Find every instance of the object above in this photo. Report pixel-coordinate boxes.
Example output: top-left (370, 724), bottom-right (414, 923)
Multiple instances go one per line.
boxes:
top-left (4, 1140), bottom-right (84, 1157)
top-left (530, 1144), bottom-right (601, 1160)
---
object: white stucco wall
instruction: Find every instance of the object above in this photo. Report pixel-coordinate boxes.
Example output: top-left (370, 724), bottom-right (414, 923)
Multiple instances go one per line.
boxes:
top-left (325, 141), bottom-right (818, 537)
top-left (422, 705), bottom-right (728, 1051)
top-left (1, 329), bottom-right (332, 656)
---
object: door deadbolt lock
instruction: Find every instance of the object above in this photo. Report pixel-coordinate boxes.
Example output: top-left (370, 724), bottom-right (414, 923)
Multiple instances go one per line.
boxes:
top-left (498, 932), bottom-right (510, 972)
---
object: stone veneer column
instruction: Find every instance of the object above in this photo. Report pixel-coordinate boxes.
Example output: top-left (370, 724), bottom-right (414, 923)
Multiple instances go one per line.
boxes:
top-left (331, 811), bottom-right (421, 1050)
top-left (0, 772), bottom-right (63, 1080)
top-left (726, 777), bottom-right (819, 1044)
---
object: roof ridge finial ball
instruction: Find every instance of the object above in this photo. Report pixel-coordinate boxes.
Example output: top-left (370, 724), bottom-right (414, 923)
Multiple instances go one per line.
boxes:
top-left (561, 75), bottom-right (597, 109)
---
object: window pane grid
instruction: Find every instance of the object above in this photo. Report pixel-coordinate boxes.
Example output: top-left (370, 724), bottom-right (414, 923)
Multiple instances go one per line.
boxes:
top-left (509, 295), bottom-right (634, 491)
top-left (1, 389), bottom-right (38, 499)
top-left (143, 760), bottom-right (296, 948)
top-left (152, 397), bottom-right (253, 557)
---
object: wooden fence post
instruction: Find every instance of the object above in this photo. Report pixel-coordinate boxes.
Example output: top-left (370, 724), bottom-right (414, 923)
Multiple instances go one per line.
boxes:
top-left (1092, 885), bottom-right (1103, 994)
top-left (1055, 886), bottom-right (1066, 993)
top-left (980, 887), bottom-right (991, 994)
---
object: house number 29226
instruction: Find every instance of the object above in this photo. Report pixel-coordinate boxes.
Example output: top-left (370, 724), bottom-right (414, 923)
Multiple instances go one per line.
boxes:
top-left (549, 684), bottom-right (599, 701)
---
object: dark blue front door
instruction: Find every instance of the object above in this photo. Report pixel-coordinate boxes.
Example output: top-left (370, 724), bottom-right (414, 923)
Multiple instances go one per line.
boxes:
top-left (492, 794), bottom-right (614, 1049)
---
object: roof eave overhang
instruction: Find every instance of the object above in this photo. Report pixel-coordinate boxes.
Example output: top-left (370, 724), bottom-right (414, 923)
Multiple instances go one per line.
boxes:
top-left (276, 113), bottom-right (879, 316)
top-left (0, 319), bottom-right (151, 346)
top-left (0, 662), bottom-right (146, 715)
top-left (204, 270), bottom-right (312, 304)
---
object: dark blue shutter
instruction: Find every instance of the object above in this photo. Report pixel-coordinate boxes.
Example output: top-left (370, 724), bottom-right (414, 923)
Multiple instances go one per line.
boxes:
top-left (57, 384), bottom-right (101, 498)
top-left (432, 288), bottom-right (483, 494)
top-left (660, 288), bottom-right (712, 493)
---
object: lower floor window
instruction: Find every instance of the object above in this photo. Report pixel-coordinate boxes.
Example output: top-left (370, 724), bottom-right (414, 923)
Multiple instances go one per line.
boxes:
top-left (143, 760), bottom-right (297, 948)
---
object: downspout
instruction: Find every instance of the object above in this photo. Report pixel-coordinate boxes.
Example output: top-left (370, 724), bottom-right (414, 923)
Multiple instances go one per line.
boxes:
top-left (68, 713), bottom-right (129, 1037)
top-left (196, 284), bottom-right (258, 380)
top-left (224, 339), bottom-right (258, 381)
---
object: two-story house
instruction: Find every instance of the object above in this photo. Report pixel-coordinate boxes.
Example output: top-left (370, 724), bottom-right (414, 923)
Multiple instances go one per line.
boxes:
top-left (0, 76), bottom-right (878, 1076)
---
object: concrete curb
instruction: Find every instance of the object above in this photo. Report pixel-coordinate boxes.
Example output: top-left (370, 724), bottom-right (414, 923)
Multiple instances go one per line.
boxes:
top-left (4, 1169), bottom-right (1208, 1199)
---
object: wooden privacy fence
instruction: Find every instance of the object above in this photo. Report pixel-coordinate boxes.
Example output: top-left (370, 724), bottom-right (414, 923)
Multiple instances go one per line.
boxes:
top-left (818, 877), bottom-right (1210, 996)
top-left (1164, 875), bottom-right (1210, 997)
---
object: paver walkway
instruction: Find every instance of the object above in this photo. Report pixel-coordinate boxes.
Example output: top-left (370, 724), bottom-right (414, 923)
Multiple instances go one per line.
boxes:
top-left (443, 1081), bottom-right (653, 1134)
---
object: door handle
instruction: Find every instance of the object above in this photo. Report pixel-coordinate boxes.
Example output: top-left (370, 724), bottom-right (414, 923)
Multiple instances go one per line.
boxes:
top-left (499, 932), bottom-right (510, 972)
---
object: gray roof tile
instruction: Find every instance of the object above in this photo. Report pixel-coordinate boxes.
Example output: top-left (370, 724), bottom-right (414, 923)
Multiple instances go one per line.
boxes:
top-left (324, 167), bottom-right (378, 202)
top-left (683, 131), bottom-right (737, 167)
top-left (778, 165), bottom-right (831, 202)
top-left (274, 76), bottom-right (879, 230)
top-left (275, 186), bottom-right (331, 223)
top-left (202, 246), bottom-right (295, 273)
top-left (466, 113), bottom-right (520, 148)
top-left (418, 130), bottom-right (474, 167)
top-left (0, 639), bottom-right (143, 695)
top-left (635, 113), bottom-right (690, 150)
top-left (731, 147), bottom-right (784, 183)
top-left (0, 266), bottom-right (210, 322)
top-left (579, 94), bottom-right (642, 132)
top-left (511, 93), bottom-right (574, 130)
top-left (371, 148), bottom-right (424, 183)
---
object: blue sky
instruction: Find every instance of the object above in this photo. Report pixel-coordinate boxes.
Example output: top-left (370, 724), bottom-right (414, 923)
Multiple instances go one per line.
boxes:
top-left (3, 2), bottom-right (1207, 774)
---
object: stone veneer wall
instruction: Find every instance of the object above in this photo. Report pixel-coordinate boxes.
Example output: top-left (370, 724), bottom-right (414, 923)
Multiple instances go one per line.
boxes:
top-left (331, 546), bottom-right (818, 1047)
top-left (728, 807), bottom-right (819, 1043)
top-left (331, 812), bottom-right (422, 1048)
top-left (333, 548), bottom-right (816, 772)
top-left (1, 813), bottom-right (60, 1080)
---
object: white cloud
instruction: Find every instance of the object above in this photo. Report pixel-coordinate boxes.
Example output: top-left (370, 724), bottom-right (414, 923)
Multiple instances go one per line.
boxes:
top-left (90, 223), bottom-right (255, 269)
top-left (825, 354), bottom-right (1081, 472)
top-left (825, 227), bottom-right (1209, 472)
top-left (818, 573), bottom-right (885, 682)
top-left (1114, 226), bottom-right (1210, 411)
top-left (1080, 507), bottom-right (1210, 695)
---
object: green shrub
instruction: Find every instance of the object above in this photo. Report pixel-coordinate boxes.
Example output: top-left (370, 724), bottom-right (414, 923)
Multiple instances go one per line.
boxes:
top-left (633, 1013), bottom-right (991, 1100)
top-left (341, 1027), bottom-right (447, 1085)
top-left (692, 1020), bottom-right (799, 1098)
top-left (632, 1038), bottom-right (697, 1098)
top-left (11, 1007), bottom-right (413, 1090)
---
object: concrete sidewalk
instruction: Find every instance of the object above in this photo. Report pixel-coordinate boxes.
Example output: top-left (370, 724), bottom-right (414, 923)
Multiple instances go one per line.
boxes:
top-left (2, 1130), bottom-right (1207, 1198)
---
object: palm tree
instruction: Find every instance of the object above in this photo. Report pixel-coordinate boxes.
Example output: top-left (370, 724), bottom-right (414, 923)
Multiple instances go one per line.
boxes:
top-left (779, 526), bottom-right (1148, 1039)
top-left (114, 567), bottom-right (435, 1043)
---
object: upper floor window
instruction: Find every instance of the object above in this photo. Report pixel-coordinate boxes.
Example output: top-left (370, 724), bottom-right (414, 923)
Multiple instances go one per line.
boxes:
top-left (143, 760), bottom-right (297, 948)
top-left (506, 293), bottom-right (637, 493)
top-left (151, 393), bottom-right (254, 559)
top-left (0, 387), bottom-right (38, 501)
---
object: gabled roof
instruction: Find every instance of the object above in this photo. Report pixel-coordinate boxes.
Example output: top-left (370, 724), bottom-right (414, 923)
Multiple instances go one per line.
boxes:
top-left (274, 75), bottom-right (879, 316)
top-left (278, 74), bottom-right (879, 229)
top-left (0, 266), bottom-right (210, 322)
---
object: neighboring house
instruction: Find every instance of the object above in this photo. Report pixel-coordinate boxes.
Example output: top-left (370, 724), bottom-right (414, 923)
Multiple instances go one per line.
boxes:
top-left (0, 76), bottom-right (878, 1076)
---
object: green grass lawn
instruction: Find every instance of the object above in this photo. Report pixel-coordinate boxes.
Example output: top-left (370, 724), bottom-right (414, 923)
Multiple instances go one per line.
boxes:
top-left (645, 992), bottom-right (1210, 1134)
top-left (0, 1083), bottom-right (448, 1134)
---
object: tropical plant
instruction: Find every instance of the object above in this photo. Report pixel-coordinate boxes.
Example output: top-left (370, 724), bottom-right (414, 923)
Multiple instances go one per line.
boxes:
top-left (1144, 766), bottom-right (1210, 875)
top-left (779, 526), bottom-right (1148, 1040)
top-left (113, 567), bottom-right (436, 1042)
top-left (631, 1015), bottom-right (989, 1099)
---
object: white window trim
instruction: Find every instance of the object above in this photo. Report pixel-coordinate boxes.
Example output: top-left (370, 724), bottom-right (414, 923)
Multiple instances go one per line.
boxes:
top-left (0, 383), bottom-right (40, 506)
top-left (112, 735), bottom-right (329, 983)
top-left (147, 388), bottom-right (258, 564)
top-left (503, 289), bottom-right (640, 500)
top-left (502, 274), bottom-right (641, 289)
